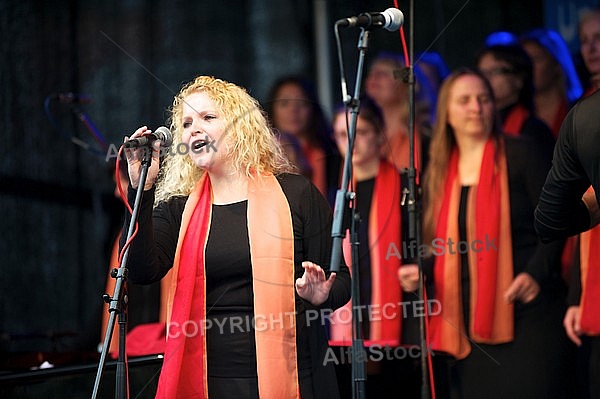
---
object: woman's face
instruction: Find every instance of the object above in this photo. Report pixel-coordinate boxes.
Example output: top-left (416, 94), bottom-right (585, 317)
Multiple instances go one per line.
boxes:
top-left (478, 53), bottom-right (522, 109)
top-left (365, 60), bottom-right (407, 107)
top-left (446, 74), bottom-right (495, 140)
top-left (522, 41), bottom-right (561, 92)
top-left (271, 82), bottom-right (313, 138)
top-left (181, 91), bottom-right (228, 173)
top-left (333, 112), bottom-right (382, 168)
top-left (580, 14), bottom-right (600, 77)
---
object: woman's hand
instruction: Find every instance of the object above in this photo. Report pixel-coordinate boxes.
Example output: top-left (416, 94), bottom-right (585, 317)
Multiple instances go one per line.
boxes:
top-left (582, 188), bottom-right (600, 228)
top-left (563, 305), bottom-right (582, 346)
top-left (295, 261), bottom-right (337, 306)
top-left (398, 264), bottom-right (420, 292)
top-left (504, 272), bottom-right (540, 304)
top-left (123, 126), bottom-right (162, 190)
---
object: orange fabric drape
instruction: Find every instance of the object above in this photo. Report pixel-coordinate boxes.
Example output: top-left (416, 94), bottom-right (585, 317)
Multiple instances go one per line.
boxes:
top-left (382, 129), bottom-right (422, 173)
top-left (429, 138), bottom-right (514, 359)
top-left (157, 173), bottom-right (299, 398)
top-left (303, 145), bottom-right (327, 197)
top-left (578, 189), bottom-right (600, 336)
top-left (329, 160), bottom-right (403, 347)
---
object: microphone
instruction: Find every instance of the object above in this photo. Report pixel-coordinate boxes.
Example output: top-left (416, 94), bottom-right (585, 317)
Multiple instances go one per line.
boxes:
top-left (57, 92), bottom-right (92, 104)
top-left (123, 126), bottom-right (173, 148)
top-left (336, 8), bottom-right (404, 31)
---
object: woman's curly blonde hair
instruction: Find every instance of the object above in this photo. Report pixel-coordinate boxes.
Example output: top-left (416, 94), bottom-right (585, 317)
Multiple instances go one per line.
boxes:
top-left (155, 76), bottom-right (296, 205)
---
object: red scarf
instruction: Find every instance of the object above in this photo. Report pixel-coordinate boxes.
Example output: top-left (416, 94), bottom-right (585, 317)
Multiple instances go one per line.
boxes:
top-left (329, 160), bottom-right (403, 347)
top-left (429, 138), bottom-right (514, 359)
top-left (157, 173), bottom-right (299, 398)
top-left (578, 189), bottom-right (600, 336)
top-left (572, 85), bottom-right (600, 328)
top-left (502, 104), bottom-right (529, 137)
top-left (550, 98), bottom-right (568, 138)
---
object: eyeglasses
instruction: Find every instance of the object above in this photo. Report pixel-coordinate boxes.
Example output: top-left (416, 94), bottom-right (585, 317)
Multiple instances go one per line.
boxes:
top-left (480, 67), bottom-right (517, 78)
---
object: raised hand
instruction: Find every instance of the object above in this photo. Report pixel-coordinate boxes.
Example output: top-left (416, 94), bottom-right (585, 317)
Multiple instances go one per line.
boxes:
top-left (295, 261), bottom-right (337, 306)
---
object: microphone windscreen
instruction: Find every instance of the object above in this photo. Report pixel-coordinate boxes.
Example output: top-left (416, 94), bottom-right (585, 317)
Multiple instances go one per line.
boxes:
top-left (155, 126), bottom-right (173, 147)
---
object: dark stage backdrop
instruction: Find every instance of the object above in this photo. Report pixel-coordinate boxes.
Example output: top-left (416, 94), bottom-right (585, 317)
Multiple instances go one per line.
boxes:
top-left (0, 0), bottom-right (545, 376)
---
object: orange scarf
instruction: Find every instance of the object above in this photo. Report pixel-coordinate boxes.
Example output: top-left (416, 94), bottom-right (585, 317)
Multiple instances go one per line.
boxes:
top-left (502, 104), bottom-right (529, 137)
top-left (578, 190), bottom-right (600, 336)
top-left (303, 145), bottom-right (327, 197)
top-left (429, 138), bottom-right (514, 359)
top-left (329, 160), bottom-right (403, 347)
top-left (382, 129), bottom-right (422, 172)
top-left (157, 173), bottom-right (299, 398)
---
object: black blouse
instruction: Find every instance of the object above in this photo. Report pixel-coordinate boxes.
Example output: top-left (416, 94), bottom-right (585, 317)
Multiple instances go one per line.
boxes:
top-left (120, 173), bottom-right (351, 399)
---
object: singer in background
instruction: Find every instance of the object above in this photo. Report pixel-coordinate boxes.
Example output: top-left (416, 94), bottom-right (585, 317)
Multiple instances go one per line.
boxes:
top-left (475, 43), bottom-right (555, 155)
top-left (265, 75), bottom-right (341, 205)
top-left (364, 52), bottom-right (428, 173)
top-left (579, 7), bottom-right (600, 97)
top-left (519, 28), bottom-right (583, 138)
top-left (329, 97), bottom-right (421, 398)
top-left (475, 42), bottom-right (580, 285)
top-left (413, 68), bottom-right (571, 398)
top-left (121, 75), bottom-right (351, 398)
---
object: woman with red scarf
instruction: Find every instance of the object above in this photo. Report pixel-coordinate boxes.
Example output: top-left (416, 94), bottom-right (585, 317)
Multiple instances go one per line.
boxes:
top-left (364, 52), bottom-right (428, 173)
top-left (404, 68), bottom-right (571, 398)
top-left (476, 42), bottom-right (577, 287)
top-left (329, 97), bottom-right (422, 398)
top-left (121, 76), bottom-right (351, 398)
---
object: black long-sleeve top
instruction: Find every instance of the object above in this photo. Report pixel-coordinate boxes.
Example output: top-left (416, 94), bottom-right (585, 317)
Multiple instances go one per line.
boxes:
top-left (535, 90), bottom-right (600, 241)
top-left (501, 136), bottom-right (565, 287)
top-left (120, 172), bottom-right (351, 399)
top-left (499, 104), bottom-right (556, 158)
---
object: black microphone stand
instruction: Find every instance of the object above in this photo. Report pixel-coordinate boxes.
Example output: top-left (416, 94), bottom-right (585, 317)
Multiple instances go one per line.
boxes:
top-left (330, 24), bottom-right (372, 399)
top-left (91, 145), bottom-right (154, 399)
top-left (70, 104), bottom-right (109, 154)
top-left (404, 1), bottom-right (431, 397)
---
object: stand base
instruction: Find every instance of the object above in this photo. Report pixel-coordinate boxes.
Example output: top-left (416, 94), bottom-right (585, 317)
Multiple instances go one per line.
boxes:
top-left (0, 354), bottom-right (162, 399)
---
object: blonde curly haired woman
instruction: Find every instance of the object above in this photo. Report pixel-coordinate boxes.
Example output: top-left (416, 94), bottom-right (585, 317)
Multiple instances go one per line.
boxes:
top-left (122, 76), bottom-right (351, 398)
